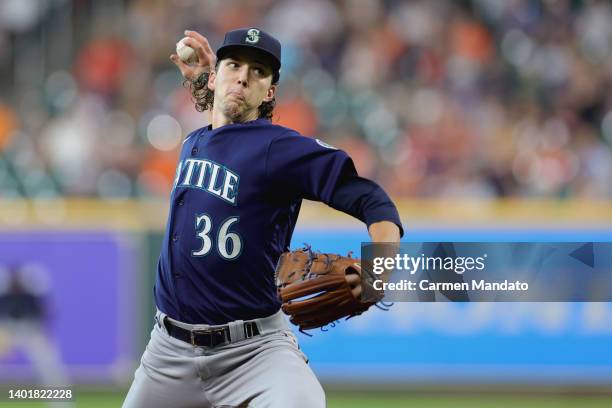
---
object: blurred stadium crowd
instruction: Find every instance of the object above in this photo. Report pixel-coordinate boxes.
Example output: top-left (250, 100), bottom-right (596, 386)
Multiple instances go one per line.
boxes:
top-left (0, 0), bottom-right (611, 201)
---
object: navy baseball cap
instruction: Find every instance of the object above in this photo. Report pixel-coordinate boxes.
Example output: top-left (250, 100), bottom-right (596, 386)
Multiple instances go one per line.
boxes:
top-left (216, 28), bottom-right (281, 83)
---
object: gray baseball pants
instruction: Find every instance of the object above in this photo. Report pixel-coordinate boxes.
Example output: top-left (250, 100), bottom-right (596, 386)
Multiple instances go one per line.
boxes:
top-left (122, 310), bottom-right (325, 408)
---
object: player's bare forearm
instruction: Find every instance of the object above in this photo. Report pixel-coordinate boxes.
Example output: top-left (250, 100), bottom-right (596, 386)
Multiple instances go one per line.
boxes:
top-left (346, 222), bottom-right (399, 291)
top-left (363, 221), bottom-right (400, 287)
top-left (368, 221), bottom-right (400, 243)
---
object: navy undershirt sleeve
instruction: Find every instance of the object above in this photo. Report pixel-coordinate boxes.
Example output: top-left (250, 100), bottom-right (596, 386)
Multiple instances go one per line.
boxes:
top-left (329, 174), bottom-right (404, 238)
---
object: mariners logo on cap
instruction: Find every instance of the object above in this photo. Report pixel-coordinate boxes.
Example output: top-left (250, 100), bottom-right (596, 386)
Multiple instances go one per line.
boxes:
top-left (245, 28), bottom-right (260, 44)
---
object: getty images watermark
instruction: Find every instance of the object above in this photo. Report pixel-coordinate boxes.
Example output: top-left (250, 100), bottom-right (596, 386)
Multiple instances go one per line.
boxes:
top-left (361, 242), bottom-right (612, 302)
top-left (371, 252), bottom-right (529, 292)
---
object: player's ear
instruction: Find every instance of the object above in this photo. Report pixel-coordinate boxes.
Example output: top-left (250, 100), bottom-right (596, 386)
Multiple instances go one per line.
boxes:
top-left (263, 84), bottom-right (276, 103)
top-left (207, 70), bottom-right (216, 91)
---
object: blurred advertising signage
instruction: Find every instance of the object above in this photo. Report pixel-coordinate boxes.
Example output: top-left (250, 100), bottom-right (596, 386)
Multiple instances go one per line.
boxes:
top-left (0, 232), bottom-right (137, 383)
top-left (289, 231), bottom-right (612, 385)
top-left (300, 302), bottom-right (612, 384)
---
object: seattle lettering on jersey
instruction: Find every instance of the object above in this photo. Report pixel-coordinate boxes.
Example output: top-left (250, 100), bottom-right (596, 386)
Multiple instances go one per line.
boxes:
top-left (173, 158), bottom-right (240, 205)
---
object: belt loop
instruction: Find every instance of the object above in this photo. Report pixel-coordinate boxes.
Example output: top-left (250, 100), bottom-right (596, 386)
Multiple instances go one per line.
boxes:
top-left (156, 309), bottom-right (169, 333)
top-left (228, 320), bottom-right (245, 343)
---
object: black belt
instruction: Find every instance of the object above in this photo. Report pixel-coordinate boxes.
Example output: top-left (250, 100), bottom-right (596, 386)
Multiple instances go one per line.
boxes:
top-left (163, 317), bottom-right (260, 347)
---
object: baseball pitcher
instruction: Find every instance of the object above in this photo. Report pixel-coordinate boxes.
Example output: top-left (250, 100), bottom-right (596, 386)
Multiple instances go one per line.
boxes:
top-left (122, 27), bottom-right (403, 408)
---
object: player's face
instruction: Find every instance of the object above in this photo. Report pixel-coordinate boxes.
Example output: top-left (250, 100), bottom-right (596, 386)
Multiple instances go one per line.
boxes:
top-left (208, 49), bottom-right (276, 123)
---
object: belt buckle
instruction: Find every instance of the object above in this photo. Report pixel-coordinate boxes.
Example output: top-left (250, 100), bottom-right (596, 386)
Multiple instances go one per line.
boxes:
top-left (191, 327), bottom-right (228, 347)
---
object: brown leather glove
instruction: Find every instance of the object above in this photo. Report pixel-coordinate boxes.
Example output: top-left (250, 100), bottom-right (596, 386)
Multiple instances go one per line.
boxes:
top-left (275, 246), bottom-right (384, 332)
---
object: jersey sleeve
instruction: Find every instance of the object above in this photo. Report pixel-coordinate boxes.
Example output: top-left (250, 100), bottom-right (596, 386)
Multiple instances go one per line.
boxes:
top-left (329, 175), bottom-right (405, 237)
top-left (265, 130), bottom-right (356, 202)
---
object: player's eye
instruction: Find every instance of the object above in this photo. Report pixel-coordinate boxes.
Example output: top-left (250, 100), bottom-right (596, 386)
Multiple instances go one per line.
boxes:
top-left (228, 61), bottom-right (239, 68)
top-left (253, 67), bottom-right (265, 76)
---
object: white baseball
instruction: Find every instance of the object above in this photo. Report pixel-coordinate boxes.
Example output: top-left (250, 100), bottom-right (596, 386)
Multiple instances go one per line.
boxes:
top-left (176, 37), bottom-right (197, 63)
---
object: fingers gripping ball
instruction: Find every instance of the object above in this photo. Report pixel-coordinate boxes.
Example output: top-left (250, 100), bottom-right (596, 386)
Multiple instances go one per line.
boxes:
top-left (275, 246), bottom-right (385, 333)
top-left (176, 37), bottom-right (197, 63)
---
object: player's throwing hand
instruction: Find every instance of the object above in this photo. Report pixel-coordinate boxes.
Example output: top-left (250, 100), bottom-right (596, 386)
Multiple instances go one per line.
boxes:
top-left (169, 30), bottom-right (216, 81)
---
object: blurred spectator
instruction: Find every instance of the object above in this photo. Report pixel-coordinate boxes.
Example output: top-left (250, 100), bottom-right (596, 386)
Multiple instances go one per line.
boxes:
top-left (0, 264), bottom-right (71, 390)
top-left (1, 0), bottom-right (611, 200)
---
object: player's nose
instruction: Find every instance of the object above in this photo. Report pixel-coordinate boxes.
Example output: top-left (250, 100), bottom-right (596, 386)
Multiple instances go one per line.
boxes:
top-left (236, 65), bottom-right (249, 86)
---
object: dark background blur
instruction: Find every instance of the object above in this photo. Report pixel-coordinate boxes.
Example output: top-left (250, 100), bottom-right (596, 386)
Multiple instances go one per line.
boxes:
top-left (1, 0), bottom-right (611, 200)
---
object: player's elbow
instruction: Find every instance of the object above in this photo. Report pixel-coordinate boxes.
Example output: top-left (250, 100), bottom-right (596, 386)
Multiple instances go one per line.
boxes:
top-left (368, 220), bottom-right (401, 243)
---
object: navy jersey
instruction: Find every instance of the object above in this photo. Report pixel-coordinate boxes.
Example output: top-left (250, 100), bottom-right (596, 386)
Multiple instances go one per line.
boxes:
top-left (155, 119), bottom-right (358, 324)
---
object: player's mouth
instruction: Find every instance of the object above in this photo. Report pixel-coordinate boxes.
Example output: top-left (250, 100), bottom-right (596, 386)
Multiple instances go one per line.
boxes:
top-left (227, 90), bottom-right (246, 101)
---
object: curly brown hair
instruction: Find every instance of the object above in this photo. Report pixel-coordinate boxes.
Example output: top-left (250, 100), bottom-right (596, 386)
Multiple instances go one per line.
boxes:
top-left (185, 70), bottom-right (276, 121)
